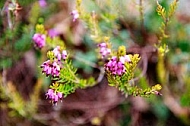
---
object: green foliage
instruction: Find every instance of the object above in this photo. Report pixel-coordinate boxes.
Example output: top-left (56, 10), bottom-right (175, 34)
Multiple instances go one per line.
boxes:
top-left (157, 50), bottom-right (166, 84)
top-left (53, 60), bottom-right (96, 97)
top-left (0, 58), bottom-right (12, 68)
top-left (152, 99), bottom-right (170, 121)
top-left (28, 1), bottom-right (40, 25)
top-left (110, 30), bottom-right (130, 49)
top-left (14, 33), bottom-right (32, 51)
top-left (0, 0), bottom-right (42, 70)
top-left (0, 23), bottom-right (32, 69)
top-left (119, 101), bottom-right (131, 126)
top-left (0, 77), bottom-right (41, 118)
top-left (80, 0), bottom-right (122, 43)
top-left (168, 0), bottom-right (178, 19)
top-left (35, 24), bottom-right (46, 34)
top-left (180, 74), bottom-right (190, 107)
top-left (156, 0), bottom-right (178, 22)
top-left (180, 95), bottom-right (190, 107)
top-left (73, 51), bottom-right (97, 74)
top-left (156, 1), bottom-right (166, 21)
top-left (117, 45), bottom-right (126, 57)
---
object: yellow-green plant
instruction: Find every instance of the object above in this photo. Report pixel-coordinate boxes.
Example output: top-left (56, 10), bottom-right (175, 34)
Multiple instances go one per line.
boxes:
top-left (0, 76), bottom-right (42, 118)
top-left (156, 0), bottom-right (178, 56)
top-left (156, 0), bottom-right (178, 84)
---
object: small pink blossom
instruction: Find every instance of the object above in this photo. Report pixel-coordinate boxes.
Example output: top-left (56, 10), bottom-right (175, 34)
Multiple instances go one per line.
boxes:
top-left (119, 55), bottom-right (131, 64)
top-left (39, 0), bottom-right (47, 8)
top-left (46, 89), bottom-right (63, 105)
top-left (53, 46), bottom-right (62, 61)
top-left (32, 33), bottom-right (46, 48)
top-left (53, 46), bottom-right (67, 61)
top-left (98, 42), bottom-right (107, 48)
top-left (41, 47), bottom-right (68, 77)
top-left (41, 60), bottom-right (61, 77)
top-left (71, 10), bottom-right (79, 22)
top-left (97, 42), bottom-right (111, 58)
top-left (48, 29), bottom-right (60, 38)
top-left (62, 50), bottom-right (67, 60)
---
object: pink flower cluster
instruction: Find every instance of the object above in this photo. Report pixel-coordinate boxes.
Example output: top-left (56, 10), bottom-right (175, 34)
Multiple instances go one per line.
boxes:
top-left (41, 46), bottom-right (67, 77)
top-left (41, 60), bottom-right (61, 77)
top-left (71, 10), bottom-right (79, 22)
top-left (97, 42), bottom-right (111, 58)
top-left (52, 46), bottom-right (67, 61)
top-left (105, 55), bottom-right (131, 76)
top-left (46, 89), bottom-right (63, 105)
top-left (32, 33), bottom-right (46, 49)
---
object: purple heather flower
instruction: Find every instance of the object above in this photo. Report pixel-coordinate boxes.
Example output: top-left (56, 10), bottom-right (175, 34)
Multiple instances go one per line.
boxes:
top-left (41, 60), bottom-right (61, 77)
top-left (52, 61), bottom-right (61, 76)
top-left (62, 50), bottom-right (67, 60)
top-left (57, 92), bottom-right (63, 98)
top-left (46, 89), bottom-right (54, 98)
top-left (71, 10), bottom-right (79, 22)
top-left (32, 33), bottom-right (46, 48)
top-left (53, 46), bottom-right (67, 61)
top-left (39, 0), bottom-right (47, 8)
top-left (46, 89), bottom-right (63, 104)
top-left (100, 48), bottom-right (111, 57)
top-left (53, 46), bottom-right (62, 61)
top-left (98, 42), bottom-right (107, 48)
top-left (97, 42), bottom-right (111, 58)
top-left (41, 47), bottom-right (68, 77)
top-left (119, 55), bottom-right (131, 64)
top-left (105, 55), bottom-right (130, 76)
top-left (53, 46), bottom-right (60, 56)
top-left (48, 29), bottom-right (60, 38)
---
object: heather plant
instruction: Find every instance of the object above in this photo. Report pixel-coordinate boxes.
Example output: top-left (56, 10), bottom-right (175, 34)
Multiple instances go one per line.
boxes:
top-left (2, 0), bottom-right (190, 125)
top-left (30, 0), bottom-right (167, 105)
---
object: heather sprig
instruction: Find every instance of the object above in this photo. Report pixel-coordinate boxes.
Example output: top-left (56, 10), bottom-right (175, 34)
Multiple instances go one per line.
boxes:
top-left (41, 46), bottom-right (68, 77)
top-left (49, 60), bottom-right (96, 98)
top-left (156, 0), bottom-right (178, 56)
top-left (156, 0), bottom-right (178, 84)
top-left (105, 46), bottom-right (162, 97)
top-left (33, 22), bottom-right (96, 104)
top-left (40, 46), bottom-right (96, 102)
top-left (34, 0), bottom-right (166, 105)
